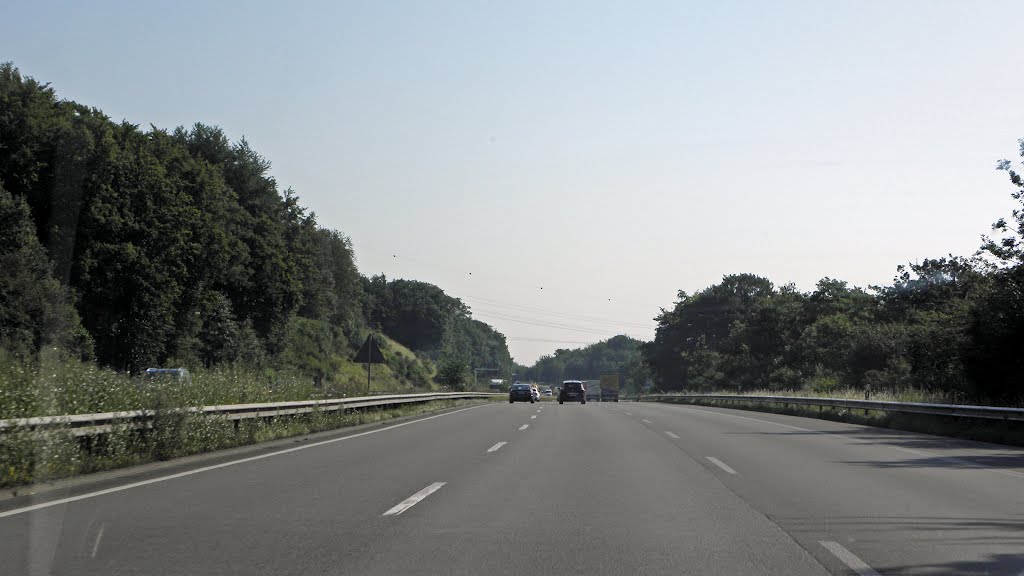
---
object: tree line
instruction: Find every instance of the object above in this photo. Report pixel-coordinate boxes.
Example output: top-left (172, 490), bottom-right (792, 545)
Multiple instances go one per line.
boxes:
top-left (642, 142), bottom-right (1024, 403)
top-left (516, 143), bottom-right (1024, 404)
top-left (0, 63), bottom-right (511, 389)
top-left (516, 335), bottom-right (649, 392)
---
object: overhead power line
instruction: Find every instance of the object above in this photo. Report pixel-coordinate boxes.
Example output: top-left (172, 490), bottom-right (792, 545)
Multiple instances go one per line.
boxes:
top-left (472, 311), bottom-right (630, 336)
top-left (469, 304), bottom-right (651, 333)
top-left (463, 295), bottom-right (656, 330)
top-left (505, 337), bottom-right (598, 345)
top-left (354, 246), bottom-right (655, 311)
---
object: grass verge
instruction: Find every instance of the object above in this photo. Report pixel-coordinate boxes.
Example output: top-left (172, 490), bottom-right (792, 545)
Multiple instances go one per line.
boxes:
top-left (651, 397), bottom-right (1024, 446)
top-left (0, 398), bottom-right (493, 489)
top-left (0, 349), bottom-right (446, 420)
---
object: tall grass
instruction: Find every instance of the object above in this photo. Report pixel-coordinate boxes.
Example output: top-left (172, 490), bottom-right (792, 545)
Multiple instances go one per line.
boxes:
top-left (0, 349), bottom-right (435, 420)
top-left (1, 398), bottom-right (486, 488)
top-left (684, 387), bottom-right (960, 404)
top-left (0, 352), bottom-right (492, 488)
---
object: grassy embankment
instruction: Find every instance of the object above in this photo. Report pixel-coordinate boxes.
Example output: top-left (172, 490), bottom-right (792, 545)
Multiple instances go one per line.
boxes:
top-left (0, 348), bottom-right (489, 488)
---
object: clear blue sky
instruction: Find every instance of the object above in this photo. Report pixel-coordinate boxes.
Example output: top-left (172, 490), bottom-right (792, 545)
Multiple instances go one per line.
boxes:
top-left (5, 0), bottom-right (1023, 363)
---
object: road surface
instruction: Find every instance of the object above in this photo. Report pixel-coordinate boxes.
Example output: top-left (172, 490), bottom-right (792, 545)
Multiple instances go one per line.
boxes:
top-left (2, 400), bottom-right (1022, 575)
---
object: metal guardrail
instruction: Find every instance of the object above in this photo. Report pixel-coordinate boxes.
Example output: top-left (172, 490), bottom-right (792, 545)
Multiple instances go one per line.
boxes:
top-left (640, 394), bottom-right (1024, 422)
top-left (0, 392), bottom-right (502, 437)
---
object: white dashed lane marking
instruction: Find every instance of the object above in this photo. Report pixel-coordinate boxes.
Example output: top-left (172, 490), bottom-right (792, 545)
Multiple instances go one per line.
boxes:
top-left (91, 523), bottom-right (105, 558)
top-left (706, 457), bottom-right (737, 475)
top-left (383, 482), bottom-right (446, 516)
top-left (820, 541), bottom-right (880, 576)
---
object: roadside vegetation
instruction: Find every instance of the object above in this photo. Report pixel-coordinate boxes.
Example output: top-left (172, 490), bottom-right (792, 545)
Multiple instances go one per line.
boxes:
top-left (1, 347), bottom-right (448, 420)
top-left (0, 62), bottom-right (511, 422)
top-left (0, 62), bottom-right (514, 487)
top-left (515, 335), bottom-right (649, 393)
top-left (650, 387), bottom-right (958, 404)
top-left (519, 138), bottom-right (1024, 410)
top-left (638, 141), bottom-right (1024, 407)
top-left (0, 398), bottom-right (489, 489)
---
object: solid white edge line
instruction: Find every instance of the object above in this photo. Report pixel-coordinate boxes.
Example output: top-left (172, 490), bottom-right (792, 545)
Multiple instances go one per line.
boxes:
top-left (0, 405), bottom-right (486, 519)
top-left (819, 541), bottom-right (880, 576)
top-left (706, 456), bottom-right (737, 475)
top-left (382, 482), bottom-right (446, 516)
top-left (664, 431), bottom-right (680, 439)
top-left (486, 442), bottom-right (507, 453)
top-left (519, 424), bottom-right (529, 430)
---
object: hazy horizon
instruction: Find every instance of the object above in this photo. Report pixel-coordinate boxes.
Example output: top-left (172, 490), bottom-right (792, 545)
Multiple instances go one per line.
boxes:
top-left (6, 0), bottom-right (1024, 363)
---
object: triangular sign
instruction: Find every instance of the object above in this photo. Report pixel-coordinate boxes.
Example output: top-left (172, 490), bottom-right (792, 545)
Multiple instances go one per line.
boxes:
top-left (353, 334), bottom-right (386, 364)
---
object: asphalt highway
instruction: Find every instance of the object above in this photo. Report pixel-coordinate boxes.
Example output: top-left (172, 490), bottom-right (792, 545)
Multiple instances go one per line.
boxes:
top-left (2, 400), bottom-right (1022, 575)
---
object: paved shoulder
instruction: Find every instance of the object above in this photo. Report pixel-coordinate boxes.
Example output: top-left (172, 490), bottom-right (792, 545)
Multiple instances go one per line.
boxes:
top-left (626, 401), bottom-right (1024, 575)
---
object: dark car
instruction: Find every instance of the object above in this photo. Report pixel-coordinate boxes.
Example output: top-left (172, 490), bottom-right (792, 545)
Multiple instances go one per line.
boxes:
top-left (509, 383), bottom-right (535, 403)
top-left (558, 380), bottom-right (586, 404)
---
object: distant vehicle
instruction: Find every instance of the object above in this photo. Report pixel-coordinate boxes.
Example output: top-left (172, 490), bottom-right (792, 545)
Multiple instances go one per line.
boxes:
top-left (585, 380), bottom-right (602, 402)
top-left (600, 374), bottom-right (620, 402)
top-left (143, 368), bottom-right (191, 385)
top-left (543, 389), bottom-right (553, 397)
top-left (509, 383), bottom-right (534, 403)
top-left (530, 385), bottom-right (540, 401)
top-left (559, 380), bottom-right (586, 404)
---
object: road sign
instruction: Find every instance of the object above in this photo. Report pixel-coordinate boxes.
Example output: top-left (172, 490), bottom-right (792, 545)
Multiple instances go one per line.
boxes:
top-left (353, 334), bottom-right (385, 395)
top-left (353, 334), bottom-right (385, 364)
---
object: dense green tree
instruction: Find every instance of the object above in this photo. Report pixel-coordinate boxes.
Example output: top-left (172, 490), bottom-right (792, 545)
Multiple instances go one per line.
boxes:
top-left (984, 139), bottom-right (1024, 264)
top-left (436, 324), bottom-right (471, 391)
top-left (521, 335), bottom-right (645, 387)
top-left (807, 278), bottom-right (876, 323)
top-left (12, 60), bottom-right (1024, 404)
top-left (0, 62), bottom-right (513, 390)
top-left (361, 276), bottom-right (512, 379)
top-left (965, 267), bottom-right (1024, 401)
top-left (966, 143), bottom-right (1024, 401)
top-left (68, 122), bottom-right (203, 371)
top-left (0, 184), bottom-right (91, 358)
top-left (447, 316), bottom-right (513, 380)
top-left (0, 63), bottom-right (60, 218)
top-left (644, 274), bottom-right (774, 391)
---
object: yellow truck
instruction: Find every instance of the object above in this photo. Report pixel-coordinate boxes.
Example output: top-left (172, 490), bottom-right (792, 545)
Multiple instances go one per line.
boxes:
top-left (599, 374), bottom-right (620, 402)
